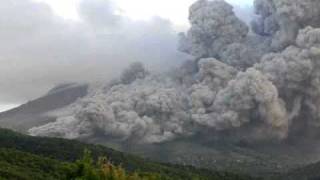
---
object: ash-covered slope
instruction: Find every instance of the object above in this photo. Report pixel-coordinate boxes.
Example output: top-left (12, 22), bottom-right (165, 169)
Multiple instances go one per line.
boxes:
top-left (0, 83), bottom-right (88, 132)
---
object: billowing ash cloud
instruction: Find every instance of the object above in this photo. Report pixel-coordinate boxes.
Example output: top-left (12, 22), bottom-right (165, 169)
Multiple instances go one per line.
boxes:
top-left (0, 0), bottom-right (185, 104)
top-left (252, 0), bottom-right (320, 50)
top-left (30, 63), bottom-right (191, 143)
top-left (256, 27), bottom-right (320, 128)
top-left (178, 0), bottom-right (249, 59)
top-left (29, 0), bottom-right (320, 144)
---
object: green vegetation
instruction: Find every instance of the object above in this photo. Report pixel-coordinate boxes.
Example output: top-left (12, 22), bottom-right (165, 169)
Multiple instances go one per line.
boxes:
top-left (0, 148), bottom-right (67, 179)
top-left (0, 128), bottom-right (258, 179)
top-left (65, 150), bottom-right (178, 180)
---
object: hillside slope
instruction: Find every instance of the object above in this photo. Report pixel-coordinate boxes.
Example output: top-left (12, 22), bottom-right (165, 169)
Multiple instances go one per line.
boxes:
top-left (0, 148), bottom-right (67, 180)
top-left (0, 128), bottom-right (256, 180)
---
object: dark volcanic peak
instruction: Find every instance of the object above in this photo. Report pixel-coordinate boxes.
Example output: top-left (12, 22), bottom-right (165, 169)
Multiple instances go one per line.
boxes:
top-left (0, 83), bottom-right (88, 132)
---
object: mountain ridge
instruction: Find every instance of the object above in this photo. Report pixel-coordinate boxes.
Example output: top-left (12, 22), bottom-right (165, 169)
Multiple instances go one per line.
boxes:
top-left (0, 83), bottom-right (88, 132)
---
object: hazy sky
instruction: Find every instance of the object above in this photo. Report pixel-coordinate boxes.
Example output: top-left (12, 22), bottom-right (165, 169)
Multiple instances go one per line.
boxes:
top-left (38, 0), bottom-right (253, 26)
top-left (0, 0), bottom-right (253, 112)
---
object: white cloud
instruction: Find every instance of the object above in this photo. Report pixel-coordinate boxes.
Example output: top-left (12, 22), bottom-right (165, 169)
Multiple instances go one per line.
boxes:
top-left (38, 0), bottom-right (253, 26)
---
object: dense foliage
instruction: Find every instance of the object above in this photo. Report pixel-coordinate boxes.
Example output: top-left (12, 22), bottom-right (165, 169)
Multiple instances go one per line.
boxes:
top-left (65, 150), bottom-right (173, 180)
top-left (0, 148), bottom-right (67, 179)
top-left (0, 128), bottom-right (256, 180)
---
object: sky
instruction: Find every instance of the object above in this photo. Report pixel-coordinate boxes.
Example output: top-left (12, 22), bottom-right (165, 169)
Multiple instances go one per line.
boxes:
top-left (37, 0), bottom-right (253, 26)
top-left (0, 0), bottom-right (253, 113)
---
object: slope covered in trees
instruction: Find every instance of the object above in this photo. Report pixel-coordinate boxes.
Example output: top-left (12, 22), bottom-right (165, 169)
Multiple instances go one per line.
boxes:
top-left (0, 128), bottom-right (256, 180)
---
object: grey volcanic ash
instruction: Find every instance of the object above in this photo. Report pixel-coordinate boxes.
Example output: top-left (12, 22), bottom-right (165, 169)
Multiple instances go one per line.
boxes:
top-left (29, 0), bottom-right (320, 144)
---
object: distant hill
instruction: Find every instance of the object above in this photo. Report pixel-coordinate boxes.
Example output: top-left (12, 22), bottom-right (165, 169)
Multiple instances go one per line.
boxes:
top-left (0, 83), bottom-right (88, 132)
top-left (0, 128), bottom-right (256, 180)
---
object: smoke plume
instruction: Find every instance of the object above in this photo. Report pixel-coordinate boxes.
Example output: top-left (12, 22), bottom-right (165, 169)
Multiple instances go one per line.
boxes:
top-left (29, 0), bottom-right (320, 144)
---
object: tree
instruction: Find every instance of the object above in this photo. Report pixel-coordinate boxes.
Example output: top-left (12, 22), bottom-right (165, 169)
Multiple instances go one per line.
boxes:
top-left (64, 149), bottom-right (155, 180)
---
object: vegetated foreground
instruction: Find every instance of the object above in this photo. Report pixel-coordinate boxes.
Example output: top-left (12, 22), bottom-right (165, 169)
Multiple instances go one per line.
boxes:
top-left (0, 128), bottom-right (256, 180)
